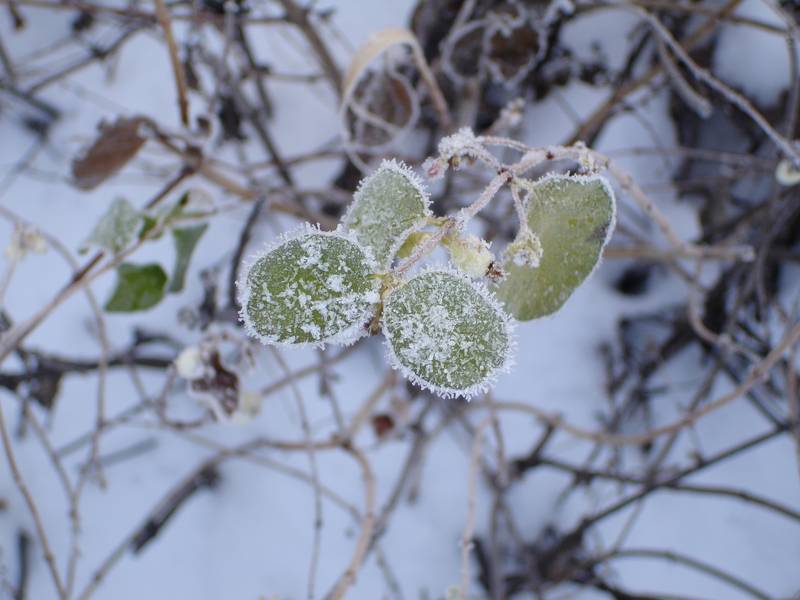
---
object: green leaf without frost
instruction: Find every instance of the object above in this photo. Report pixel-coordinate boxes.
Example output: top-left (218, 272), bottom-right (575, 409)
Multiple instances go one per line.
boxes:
top-left (343, 159), bottom-right (430, 268)
top-left (238, 227), bottom-right (380, 347)
top-left (105, 263), bottom-right (168, 312)
top-left (84, 197), bottom-right (141, 254)
top-left (382, 268), bottom-right (514, 398)
top-left (169, 223), bottom-right (208, 293)
top-left (494, 174), bottom-right (615, 321)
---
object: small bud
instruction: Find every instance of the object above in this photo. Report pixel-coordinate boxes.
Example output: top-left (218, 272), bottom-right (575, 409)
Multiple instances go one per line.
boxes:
top-left (175, 346), bottom-right (205, 380)
top-left (422, 156), bottom-right (446, 180)
top-left (504, 228), bottom-right (543, 268)
top-left (444, 233), bottom-right (494, 278)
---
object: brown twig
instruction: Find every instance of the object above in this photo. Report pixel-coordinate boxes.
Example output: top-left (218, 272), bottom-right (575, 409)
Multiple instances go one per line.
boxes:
top-left (153, 0), bottom-right (190, 126)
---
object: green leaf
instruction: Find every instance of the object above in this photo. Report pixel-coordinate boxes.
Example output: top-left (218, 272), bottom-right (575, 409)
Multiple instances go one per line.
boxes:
top-left (138, 215), bottom-right (158, 241)
top-left (344, 160), bottom-right (430, 268)
top-left (168, 223), bottom-right (208, 293)
top-left (105, 263), bottom-right (168, 312)
top-left (83, 198), bottom-right (141, 254)
top-left (494, 174), bottom-right (615, 320)
top-left (382, 268), bottom-right (514, 398)
top-left (238, 228), bottom-right (380, 346)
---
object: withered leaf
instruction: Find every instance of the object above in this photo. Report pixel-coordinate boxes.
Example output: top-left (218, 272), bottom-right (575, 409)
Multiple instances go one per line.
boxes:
top-left (371, 413), bottom-right (395, 439)
top-left (487, 24), bottom-right (541, 83)
top-left (190, 351), bottom-right (240, 417)
top-left (72, 117), bottom-right (148, 190)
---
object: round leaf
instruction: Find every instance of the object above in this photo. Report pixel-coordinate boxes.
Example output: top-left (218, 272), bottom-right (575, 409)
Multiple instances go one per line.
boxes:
top-left (343, 159), bottom-right (430, 268)
top-left (494, 174), bottom-right (615, 320)
top-left (382, 268), bottom-right (514, 398)
top-left (238, 228), bottom-right (379, 346)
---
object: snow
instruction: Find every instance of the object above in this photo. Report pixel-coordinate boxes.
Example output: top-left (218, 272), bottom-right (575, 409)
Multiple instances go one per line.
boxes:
top-left (0, 2), bottom-right (798, 600)
top-left (712, 0), bottom-right (796, 107)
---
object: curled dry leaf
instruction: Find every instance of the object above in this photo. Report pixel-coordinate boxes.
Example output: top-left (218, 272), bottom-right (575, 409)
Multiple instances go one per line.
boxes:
top-left (72, 116), bottom-right (149, 190)
top-left (341, 27), bottom-right (450, 169)
top-left (440, 0), bottom-right (546, 88)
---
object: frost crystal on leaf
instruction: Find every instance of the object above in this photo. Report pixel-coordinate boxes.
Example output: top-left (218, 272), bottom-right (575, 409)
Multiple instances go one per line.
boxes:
top-left (238, 228), bottom-right (380, 347)
top-left (494, 173), bottom-right (616, 320)
top-left (344, 159), bottom-right (430, 268)
top-left (382, 268), bottom-right (514, 398)
top-left (84, 197), bottom-right (142, 255)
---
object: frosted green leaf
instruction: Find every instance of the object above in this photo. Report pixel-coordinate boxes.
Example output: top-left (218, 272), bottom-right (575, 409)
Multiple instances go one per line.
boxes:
top-left (83, 198), bottom-right (141, 254)
top-left (494, 174), bottom-right (615, 320)
top-left (343, 160), bottom-right (430, 268)
top-left (168, 223), bottom-right (208, 293)
top-left (238, 228), bottom-right (380, 347)
top-left (105, 263), bottom-right (168, 312)
top-left (382, 268), bottom-right (514, 398)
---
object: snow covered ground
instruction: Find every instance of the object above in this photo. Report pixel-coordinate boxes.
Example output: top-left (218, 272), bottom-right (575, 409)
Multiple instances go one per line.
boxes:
top-left (0, 1), bottom-right (798, 599)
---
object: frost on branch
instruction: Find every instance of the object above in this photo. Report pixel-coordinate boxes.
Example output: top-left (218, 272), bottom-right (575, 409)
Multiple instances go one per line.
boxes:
top-left (382, 268), bottom-right (514, 398)
top-left (343, 159), bottom-right (430, 268)
top-left (238, 228), bottom-right (380, 347)
top-left (494, 174), bottom-right (616, 321)
top-left (423, 127), bottom-right (482, 179)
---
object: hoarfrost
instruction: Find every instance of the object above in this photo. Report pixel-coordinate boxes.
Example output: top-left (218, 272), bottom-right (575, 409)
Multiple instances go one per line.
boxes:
top-left (83, 197), bottom-right (142, 255)
top-left (382, 267), bottom-right (515, 398)
top-left (343, 159), bottom-right (430, 268)
top-left (238, 228), bottom-right (379, 347)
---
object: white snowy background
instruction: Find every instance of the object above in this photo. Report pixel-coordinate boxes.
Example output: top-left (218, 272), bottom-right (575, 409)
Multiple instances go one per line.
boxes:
top-left (0, 1), bottom-right (799, 599)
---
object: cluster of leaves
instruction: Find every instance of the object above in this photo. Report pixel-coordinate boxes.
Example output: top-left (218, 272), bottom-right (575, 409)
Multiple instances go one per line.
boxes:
top-left (83, 194), bottom-right (210, 312)
top-left (238, 147), bottom-right (616, 398)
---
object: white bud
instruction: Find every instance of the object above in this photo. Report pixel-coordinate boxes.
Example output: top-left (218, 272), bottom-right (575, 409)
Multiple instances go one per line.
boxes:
top-left (175, 346), bottom-right (205, 380)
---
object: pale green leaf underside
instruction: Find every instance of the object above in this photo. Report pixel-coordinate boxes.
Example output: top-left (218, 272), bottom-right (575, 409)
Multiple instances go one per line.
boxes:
top-left (494, 175), bottom-right (614, 321)
top-left (346, 164), bottom-right (428, 268)
top-left (169, 223), bottom-right (208, 293)
top-left (383, 270), bottom-right (510, 396)
top-left (85, 197), bottom-right (141, 255)
top-left (242, 232), bottom-right (378, 345)
top-left (105, 263), bottom-right (168, 312)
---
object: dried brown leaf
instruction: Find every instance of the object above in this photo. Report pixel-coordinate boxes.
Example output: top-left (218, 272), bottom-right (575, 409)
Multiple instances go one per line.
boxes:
top-left (72, 116), bottom-right (148, 190)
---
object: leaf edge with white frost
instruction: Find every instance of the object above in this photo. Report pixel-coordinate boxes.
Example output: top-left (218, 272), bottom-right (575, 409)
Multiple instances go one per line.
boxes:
top-left (236, 224), bottom-right (381, 349)
top-left (342, 159), bottom-right (432, 269)
top-left (381, 265), bottom-right (516, 399)
top-left (83, 197), bottom-right (142, 255)
top-left (494, 172), bottom-right (617, 321)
